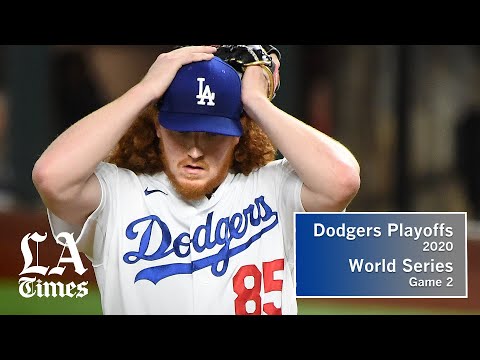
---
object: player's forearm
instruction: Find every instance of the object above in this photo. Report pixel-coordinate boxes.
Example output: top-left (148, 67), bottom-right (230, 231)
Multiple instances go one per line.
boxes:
top-left (245, 96), bottom-right (360, 206)
top-left (32, 83), bottom-right (154, 195)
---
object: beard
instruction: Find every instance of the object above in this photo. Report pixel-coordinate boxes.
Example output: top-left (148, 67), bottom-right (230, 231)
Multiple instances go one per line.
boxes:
top-left (160, 141), bottom-right (235, 201)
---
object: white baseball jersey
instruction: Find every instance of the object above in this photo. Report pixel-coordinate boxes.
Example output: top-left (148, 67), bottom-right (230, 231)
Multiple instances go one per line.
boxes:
top-left (47, 157), bottom-right (305, 315)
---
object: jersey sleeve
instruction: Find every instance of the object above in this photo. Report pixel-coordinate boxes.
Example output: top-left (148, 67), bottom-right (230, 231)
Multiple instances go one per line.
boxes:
top-left (278, 157), bottom-right (305, 252)
top-left (46, 161), bottom-right (119, 266)
top-left (276, 157), bottom-right (305, 215)
top-left (262, 158), bottom-right (305, 275)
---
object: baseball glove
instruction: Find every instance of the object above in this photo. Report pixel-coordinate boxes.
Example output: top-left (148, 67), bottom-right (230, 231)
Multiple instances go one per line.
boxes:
top-left (215, 45), bottom-right (281, 100)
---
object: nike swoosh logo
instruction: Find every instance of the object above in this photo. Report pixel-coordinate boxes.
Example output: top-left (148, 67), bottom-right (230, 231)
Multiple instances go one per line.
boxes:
top-left (144, 187), bottom-right (168, 196)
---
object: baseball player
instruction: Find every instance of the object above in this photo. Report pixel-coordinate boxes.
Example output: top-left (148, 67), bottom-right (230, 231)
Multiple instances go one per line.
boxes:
top-left (32, 45), bottom-right (360, 315)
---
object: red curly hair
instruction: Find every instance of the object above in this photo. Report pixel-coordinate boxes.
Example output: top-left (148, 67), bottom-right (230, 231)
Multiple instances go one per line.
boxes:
top-left (106, 104), bottom-right (277, 175)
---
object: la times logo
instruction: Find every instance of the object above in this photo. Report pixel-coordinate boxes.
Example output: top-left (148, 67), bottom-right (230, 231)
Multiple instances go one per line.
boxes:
top-left (18, 232), bottom-right (89, 299)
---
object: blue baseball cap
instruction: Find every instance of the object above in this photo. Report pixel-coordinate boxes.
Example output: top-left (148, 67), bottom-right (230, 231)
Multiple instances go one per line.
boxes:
top-left (158, 56), bottom-right (243, 137)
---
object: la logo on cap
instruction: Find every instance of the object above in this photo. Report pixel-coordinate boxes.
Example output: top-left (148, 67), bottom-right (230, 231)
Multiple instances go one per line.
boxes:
top-left (196, 77), bottom-right (215, 106)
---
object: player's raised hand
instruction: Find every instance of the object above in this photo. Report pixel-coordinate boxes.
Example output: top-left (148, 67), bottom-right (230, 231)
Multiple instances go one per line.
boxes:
top-left (239, 50), bottom-right (281, 111)
top-left (241, 64), bottom-right (274, 112)
top-left (139, 45), bottom-right (217, 103)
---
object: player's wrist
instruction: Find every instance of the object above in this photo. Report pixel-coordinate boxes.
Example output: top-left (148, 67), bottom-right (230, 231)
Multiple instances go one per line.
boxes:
top-left (129, 82), bottom-right (160, 107)
top-left (242, 91), bottom-right (272, 118)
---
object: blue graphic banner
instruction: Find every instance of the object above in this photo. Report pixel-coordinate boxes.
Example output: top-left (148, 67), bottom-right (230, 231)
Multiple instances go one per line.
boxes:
top-left (294, 212), bottom-right (467, 297)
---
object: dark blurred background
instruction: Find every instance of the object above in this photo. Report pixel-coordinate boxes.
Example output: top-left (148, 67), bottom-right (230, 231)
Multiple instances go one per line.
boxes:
top-left (1, 45), bottom-right (479, 314)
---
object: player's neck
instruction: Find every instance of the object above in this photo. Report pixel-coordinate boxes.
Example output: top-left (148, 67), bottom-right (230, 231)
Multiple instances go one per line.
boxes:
top-left (205, 188), bottom-right (217, 200)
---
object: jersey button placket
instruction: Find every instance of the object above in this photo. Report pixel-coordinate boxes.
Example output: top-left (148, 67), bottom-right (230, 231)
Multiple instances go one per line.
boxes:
top-left (190, 210), bottom-right (210, 314)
